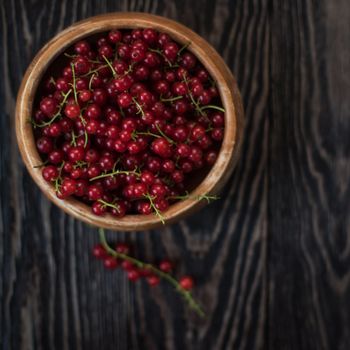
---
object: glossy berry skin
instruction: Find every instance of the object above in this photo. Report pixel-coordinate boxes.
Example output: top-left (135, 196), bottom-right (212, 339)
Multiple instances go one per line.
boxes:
top-left (36, 137), bottom-right (53, 154)
top-left (127, 269), bottom-right (141, 281)
top-left (92, 244), bottom-right (107, 259)
top-left (68, 147), bottom-right (85, 162)
top-left (48, 123), bottom-right (62, 137)
top-left (64, 104), bottom-right (80, 119)
top-left (147, 275), bottom-right (160, 286)
top-left (179, 276), bottom-right (194, 290)
top-left (61, 178), bottom-right (77, 196)
top-left (103, 257), bottom-right (119, 269)
top-left (151, 138), bottom-right (172, 158)
top-left (108, 29), bottom-right (122, 43)
top-left (74, 40), bottom-right (91, 55)
top-left (42, 165), bottom-right (58, 182)
top-left (48, 150), bottom-right (64, 164)
top-left (159, 260), bottom-right (173, 273)
top-left (117, 92), bottom-right (132, 108)
top-left (40, 97), bottom-right (57, 116)
top-left (115, 243), bottom-right (130, 255)
top-left (163, 42), bottom-right (179, 60)
top-left (87, 184), bottom-right (103, 201)
top-left (121, 260), bottom-right (134, 271)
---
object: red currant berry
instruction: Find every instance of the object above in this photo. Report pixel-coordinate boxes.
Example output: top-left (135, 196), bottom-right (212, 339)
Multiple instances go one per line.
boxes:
top-left (147, 275), bottom-right (160, 287)
top-left (151, 138), bottom-right (172, 158)
top-left (64, 104), bottom-right (80, 119)
top-left (127, 269), bottom-right (141, 281)
top-left (104, 257), bottom-right (119, 270)
top-left (36, 136), bottom-right (53, 154)
top-left (115, 243), bottom-right (131, 255)
top-left (42, 165), bottom-right (58, 182)
top-left (61, 178), bottom-right (77, 196)
top-left (92, 244), bottom-right (107, 259)
top-left (159, 260), bottom-right (173, 273)
top-left (179, 276), bottom-right (194, 290)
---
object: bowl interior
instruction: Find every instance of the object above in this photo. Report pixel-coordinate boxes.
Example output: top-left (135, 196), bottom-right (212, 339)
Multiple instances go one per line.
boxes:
top-left (34, 31), bottom-right (221, 193)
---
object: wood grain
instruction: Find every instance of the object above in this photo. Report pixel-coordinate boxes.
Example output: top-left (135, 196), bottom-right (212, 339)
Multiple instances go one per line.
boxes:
top-left (1, 0), bottom-right (349, 349)
top-left (268, 0), bottom-right (350, 349)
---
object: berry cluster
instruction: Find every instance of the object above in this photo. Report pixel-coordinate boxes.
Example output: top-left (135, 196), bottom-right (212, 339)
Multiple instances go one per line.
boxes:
top-left (33, 28), bottom-right (225, 221)
top-left (96, 229), bottom-right (203, 316)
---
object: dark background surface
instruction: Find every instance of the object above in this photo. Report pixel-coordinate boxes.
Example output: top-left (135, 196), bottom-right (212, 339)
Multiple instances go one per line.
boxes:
top-left (1, 0), bottom-right (350, 349)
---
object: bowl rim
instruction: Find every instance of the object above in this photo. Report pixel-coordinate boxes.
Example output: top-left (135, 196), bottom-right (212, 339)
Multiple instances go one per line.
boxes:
top-left (15, 12), bottom-right (244, 231)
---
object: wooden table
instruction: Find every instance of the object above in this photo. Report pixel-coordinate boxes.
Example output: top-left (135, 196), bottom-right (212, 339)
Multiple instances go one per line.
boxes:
top-left (1, 1), bottom-right (349, 349)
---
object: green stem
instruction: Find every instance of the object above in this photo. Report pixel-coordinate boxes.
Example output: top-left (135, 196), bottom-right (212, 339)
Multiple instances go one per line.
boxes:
top-left (71, 131), bottom-right (77, 146)
top-left (135, 131), bottom-right (161, 139)
top-left (99, 228), bottom-right (205, 318)
top-left (83, 130), bottom-right (88, 148)
top-left (155, 123), bottom-right (175, 145)
top-left (88, 73), bottom-right (96, 91)
top-left (177, 41), bottom-right (191, 56)
top-left (160, 95), bottom-right (183, 103)
top-left (54, 161), bottom-right (65, 192)
top-left (132, 97), bottom-right (145, 117)
top-left (102, 55), bottom-right (116, 77)
top-left (143, 192), bottom-right (165, 224)
top-left (90, 169), bottom-right (141, 181)
top-left (148, 48), bottom-right (174, 67)
top-left (82, 65), bottom-right (108, 78)
top-left (98, 199), bottom-right (120, 212)
top-left (73, 160), bottom-right (88, 169)
top-left (70, 63), bottom-right (78, 104)
top-left (64, 53), bottom-right (77, 59)
top-left (168, 193), bottom-right (220, 204)
top-left (33, 89), bottom-right (72, 127)
top-left (33, 160), bottom-right (48, 169)
top-left (201, 105), bottom-right (225, 113)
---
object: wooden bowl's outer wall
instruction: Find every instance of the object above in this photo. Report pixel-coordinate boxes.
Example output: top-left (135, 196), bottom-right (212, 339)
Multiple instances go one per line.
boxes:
top-left (16, 13), bottom-right (244, 231)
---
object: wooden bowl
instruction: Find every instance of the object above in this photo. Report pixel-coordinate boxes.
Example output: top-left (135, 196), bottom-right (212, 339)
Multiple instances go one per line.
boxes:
top-left (15, 13), bottom-right (244, 231)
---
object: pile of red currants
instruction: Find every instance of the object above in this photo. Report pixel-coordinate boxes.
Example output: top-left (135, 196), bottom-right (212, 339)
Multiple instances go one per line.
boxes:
top-left (33, 28), bottom-right (225, 220)
top-left (93, 241), bottom-right (194, 290)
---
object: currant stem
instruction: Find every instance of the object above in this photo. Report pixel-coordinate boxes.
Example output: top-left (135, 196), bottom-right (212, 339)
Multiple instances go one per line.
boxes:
top-left (82, 65), bottom-right (108, 78)
top-left (168, 192), bottom-right (220, 204)
top-left (102, 55), bottom-right (116, 77)
top-left (70, 63), bottom-right (78, 104)
top-left (182, 74), bottom-right (205, 116)
top-left (33, 89), bottom-right (72, 128)
top-left (98, 228), bottom-right (205, 318)
top-left (143, 192), bottom-right (165, 224)
top-left (155, 123), bottom-right (175, 145)
top-left (71, 131), bottom-right (77, 146)
top-left (54, 161), bottom-right (65, 192)
top-left (148, 48), bottom-right (174, 67)
top-left (201, 105), bottom-right (225, 113)
top-left (83, 130), bottom-right (89, 148)
top-left (177, 41), bottom-right (191, 56)
top-left (89, 169), bottom-right (141, 181)
top-left (73, 160), bottom-right (88, 169)
top-left (88, 73), bottom-right (95, 91)
top-left (33, 160), bottom-right (48, 168)
top-left (98, 199), bottom-right (120, 212)
top-left (135, 131), bottom-right (162, 139)
top-left (160, 95), bottom-right (183, 103)
top-left (132, 97), bottom-right (145, 117)
top-left (64, 53), bottom-right (76, 59)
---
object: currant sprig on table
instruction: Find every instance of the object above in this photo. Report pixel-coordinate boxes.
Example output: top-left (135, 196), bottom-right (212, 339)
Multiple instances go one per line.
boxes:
top-left (95, 228), bottom-right (205, 317)
top-left (34, 27), bottom-right (226, 222)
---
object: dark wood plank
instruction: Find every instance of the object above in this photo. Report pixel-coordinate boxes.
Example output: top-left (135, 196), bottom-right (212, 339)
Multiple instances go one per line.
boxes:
top-left (268, 0), bottom-right (350, 349)
top-left (1, 0), bottom-right (268, 349)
